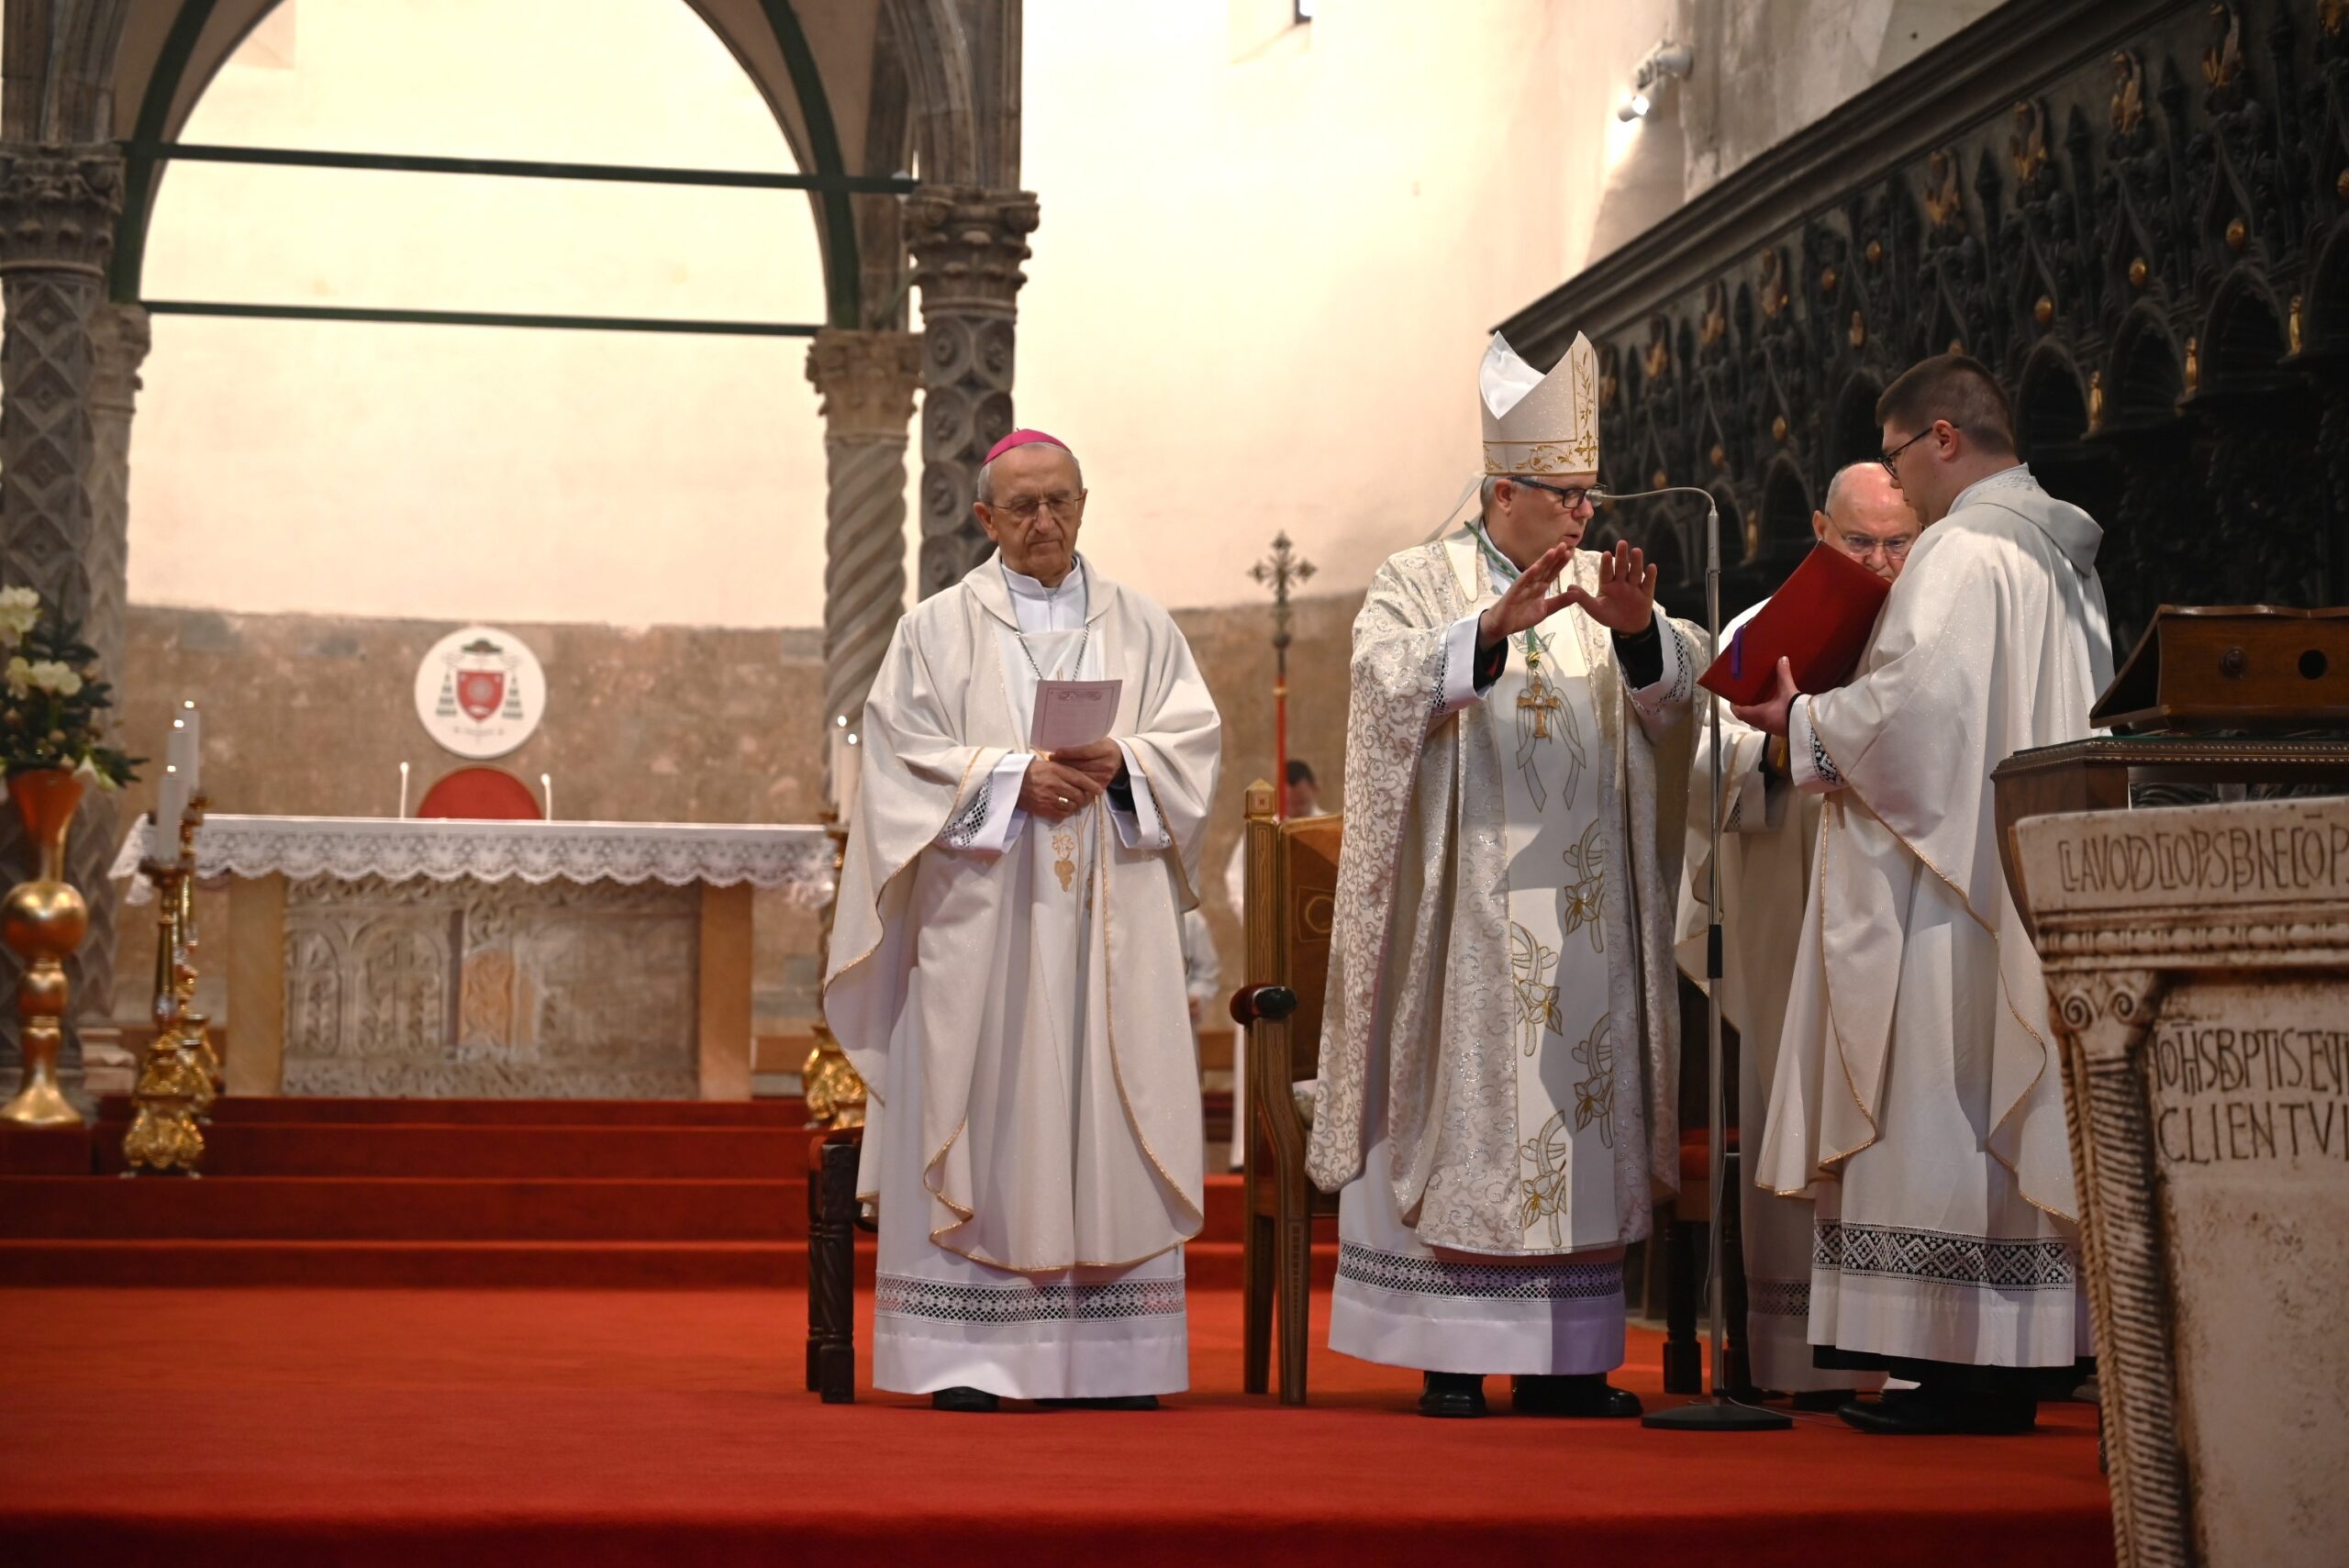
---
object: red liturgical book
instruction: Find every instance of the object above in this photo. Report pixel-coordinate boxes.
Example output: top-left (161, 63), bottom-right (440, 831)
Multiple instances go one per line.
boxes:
top-left (1697, 543), bottom-right (1893, 705)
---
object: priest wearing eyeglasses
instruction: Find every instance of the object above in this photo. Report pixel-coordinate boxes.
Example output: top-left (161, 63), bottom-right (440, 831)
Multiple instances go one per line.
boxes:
top-left (1308, 333), bottom-right (1701, 1418)
top-left (825, 428), bottom-right (1223, 1413)
top-left (1673, 460), bottom-right (1915, 1406)
top-left (1733, 355), bottom-right (2111, 1434)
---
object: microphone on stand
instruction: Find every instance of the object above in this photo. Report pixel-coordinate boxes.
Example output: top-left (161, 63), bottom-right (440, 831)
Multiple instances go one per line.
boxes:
top-left (1594, 483), bottom-right (1788, 1433)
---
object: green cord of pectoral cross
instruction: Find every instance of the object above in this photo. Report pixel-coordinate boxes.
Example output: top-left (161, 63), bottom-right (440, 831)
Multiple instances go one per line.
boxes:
top-left (1470, 520), bottom-right (1550, 669)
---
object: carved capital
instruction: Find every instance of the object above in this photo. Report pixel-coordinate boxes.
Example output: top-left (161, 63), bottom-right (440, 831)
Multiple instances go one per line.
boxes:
top-left (806, 328), bottom-right (921, 440)
top-left (0, 144), bottom-right (123, 276)
top-left (2047, 967), bottom-right (2168, 1062)
top-left (90, 302), bottom-right (151, 418)
top-left (906, 187), bottom-right (1040, 314)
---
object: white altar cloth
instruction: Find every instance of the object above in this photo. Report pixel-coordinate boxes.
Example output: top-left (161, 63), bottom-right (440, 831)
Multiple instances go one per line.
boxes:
top-left (110, 814), bottom-right (837, 906)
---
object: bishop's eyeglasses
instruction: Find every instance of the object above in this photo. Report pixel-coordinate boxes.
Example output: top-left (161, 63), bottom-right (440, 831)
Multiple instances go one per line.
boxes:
top-left (993, 491), bottom-right (1085, 522)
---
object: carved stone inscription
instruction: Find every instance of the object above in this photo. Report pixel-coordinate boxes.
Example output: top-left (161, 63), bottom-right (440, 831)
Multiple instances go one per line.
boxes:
top-left (282, 875), bottom-right (698, 1098)
top-left (2149, 1015), bottom-right (2349, 1167)
top-left (2146, 977), bottom-right (2349, 1568)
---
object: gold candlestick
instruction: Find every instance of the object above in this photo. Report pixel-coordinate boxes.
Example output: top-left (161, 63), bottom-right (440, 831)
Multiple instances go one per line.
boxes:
top-left (0, 768), bottom-right (90, 1127)
top-left (124, 799), bottom-right (209, 1174)
top-left (799, 816), bottom-right (866, 1129)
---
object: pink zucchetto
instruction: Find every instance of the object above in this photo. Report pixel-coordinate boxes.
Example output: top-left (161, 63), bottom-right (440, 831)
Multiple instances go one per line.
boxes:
top-left (983, 428), bottom-right (1070, 464)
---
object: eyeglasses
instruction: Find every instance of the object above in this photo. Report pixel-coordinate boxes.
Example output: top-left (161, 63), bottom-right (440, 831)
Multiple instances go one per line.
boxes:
top-left (1838, 532), bottom-right (1915, 560)
top-left (992, 491), bottom-right (1083, 522)
top-left (1877, 423), bottom-right (1955, 484)
top-left (1509, 476), bottom-right (1597, 510)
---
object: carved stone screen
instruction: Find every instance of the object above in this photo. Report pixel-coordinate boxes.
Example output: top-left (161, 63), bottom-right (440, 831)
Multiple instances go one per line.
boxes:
top-left (281, 874), bottom-right (701, 1099)
top-left (2019, 796), bottom-right (2349, 1567)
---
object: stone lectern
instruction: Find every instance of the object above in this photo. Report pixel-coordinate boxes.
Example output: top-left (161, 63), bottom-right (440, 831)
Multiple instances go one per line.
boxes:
top-left (2011, 795), bottom-right (2349, 1568)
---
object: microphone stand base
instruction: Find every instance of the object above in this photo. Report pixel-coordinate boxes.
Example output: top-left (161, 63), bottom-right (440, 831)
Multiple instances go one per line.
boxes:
top-left (1642, 1396), bottom-right (1794, 1432)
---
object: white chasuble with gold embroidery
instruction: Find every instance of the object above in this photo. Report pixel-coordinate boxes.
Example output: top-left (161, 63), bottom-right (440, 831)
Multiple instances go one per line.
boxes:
top-left (826, 552), bottom-right (1221, 1400)
top-left (1318, 531), bottom-right (1698, 1376)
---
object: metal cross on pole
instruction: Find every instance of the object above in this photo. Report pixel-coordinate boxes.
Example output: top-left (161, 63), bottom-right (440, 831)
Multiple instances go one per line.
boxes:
top-left (1249, 533), bottom-right (1315, 819)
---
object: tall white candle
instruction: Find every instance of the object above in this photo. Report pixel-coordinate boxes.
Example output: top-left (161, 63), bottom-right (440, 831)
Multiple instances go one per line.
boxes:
top-left (839, 729), bottom-right (863, 828)
top-left (397, 762), bottom-right (410, 819)
top-left (174, 702), bottom-right (201, 799)
top-left (540, 773), bottom-right (554, 820)
top-left (155, 764), bottom-right (187, 851)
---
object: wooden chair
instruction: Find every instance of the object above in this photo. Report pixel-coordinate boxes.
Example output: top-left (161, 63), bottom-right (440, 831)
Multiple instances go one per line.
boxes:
top-left (415, 764), bottom-right (543, 820)
top-left (1226, 780), bottom-right (1341, 1405)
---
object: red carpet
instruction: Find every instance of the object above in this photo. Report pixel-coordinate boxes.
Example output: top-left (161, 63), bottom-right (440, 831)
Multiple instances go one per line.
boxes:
top-left (0, 1098), bottom-right (1302, 1290)
top-left (0, 1285), bottom-right (2114, 1568)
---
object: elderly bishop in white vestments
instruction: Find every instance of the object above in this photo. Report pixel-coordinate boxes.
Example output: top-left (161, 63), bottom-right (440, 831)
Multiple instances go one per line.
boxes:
top-left (1673, 461), bottom-right (1915, 1401)
top-left (1308, 334), bottom-right (1700, 1419)
top-left (825, 428), bottom-right (1222, 1413)
top-left (1735, 357), bottom-right (2111, 1436)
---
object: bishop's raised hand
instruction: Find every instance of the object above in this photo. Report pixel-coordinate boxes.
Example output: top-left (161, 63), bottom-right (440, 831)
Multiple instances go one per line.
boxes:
top-left (1475, 542), bottom-right (1576, 651)
top-left (1559, 539), bottom-right (1656, 636)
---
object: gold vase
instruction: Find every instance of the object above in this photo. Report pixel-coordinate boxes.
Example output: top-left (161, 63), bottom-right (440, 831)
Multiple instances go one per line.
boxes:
top-left (0, 768), bottom-right (88, 1127)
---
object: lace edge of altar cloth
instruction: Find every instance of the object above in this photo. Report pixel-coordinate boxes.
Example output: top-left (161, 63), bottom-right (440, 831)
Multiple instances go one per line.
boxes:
top-left (107, 814), bottom-right (839, 908)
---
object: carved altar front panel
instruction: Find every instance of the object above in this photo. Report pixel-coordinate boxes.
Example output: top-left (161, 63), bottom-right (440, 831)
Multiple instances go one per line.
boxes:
top-left (2021, 795), bottom-right (2349, 1568)
top-left (281, 874), bottom-right (700, 1098)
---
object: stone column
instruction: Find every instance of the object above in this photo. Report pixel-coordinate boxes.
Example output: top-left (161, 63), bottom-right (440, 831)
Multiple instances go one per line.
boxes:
top-left (0, 143), bottom-right (124, 1106)
top-left (905, 187), bottom-right (1039, 598)
top-left (74, 302), bottom-right (150, 1094)
top-left (806, 328), bottom-right (922, 764)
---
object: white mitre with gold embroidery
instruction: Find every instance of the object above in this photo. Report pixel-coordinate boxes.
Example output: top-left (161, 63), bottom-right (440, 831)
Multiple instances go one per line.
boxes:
top-left (1480, 331), bottom-right (1598, 475)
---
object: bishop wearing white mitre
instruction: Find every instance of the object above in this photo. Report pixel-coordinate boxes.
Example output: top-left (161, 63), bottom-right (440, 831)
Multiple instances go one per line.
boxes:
top-left (1672, 460), bottom-right (1917, 1403)
top-left (1733, 356), bottom-right (2111, 1435)
top-left (1308, 333), bottom-right (1700, 1418)
top-left (825, 428), bottom-right (1222, 1413)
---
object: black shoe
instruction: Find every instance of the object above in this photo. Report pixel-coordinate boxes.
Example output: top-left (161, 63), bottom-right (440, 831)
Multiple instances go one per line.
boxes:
top-left (1418, 1371), bottom-right (1487, 1418)
top-left (1836, 1388), bottom-right (2035, 1435)
top-left (1510, 1373), bottom-right (1642, 1418)
top-left (931, 1385), bottom-right (1000, 1413)
top-left (1039, 1395), bottom-right (1161, 1411)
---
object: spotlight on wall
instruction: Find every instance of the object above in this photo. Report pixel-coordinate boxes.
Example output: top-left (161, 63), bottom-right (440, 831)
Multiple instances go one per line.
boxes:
top-left (1619, 39), bottom-right (1695, 124)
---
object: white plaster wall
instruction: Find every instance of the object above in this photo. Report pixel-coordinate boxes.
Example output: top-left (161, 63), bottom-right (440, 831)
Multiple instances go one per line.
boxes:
top-left (112, 0), bottom-right (1998, 627)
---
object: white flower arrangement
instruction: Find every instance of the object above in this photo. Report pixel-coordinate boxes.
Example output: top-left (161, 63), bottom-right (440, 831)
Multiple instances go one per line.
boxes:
top-left (0, 587), bottom-right (136, 786)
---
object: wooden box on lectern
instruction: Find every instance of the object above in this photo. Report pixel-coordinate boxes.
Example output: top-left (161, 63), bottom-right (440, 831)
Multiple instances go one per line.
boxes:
top-left (2091, 605), bottom-right (2349, 733)
top-left (2014, 795), bottom-right (2349, 1568)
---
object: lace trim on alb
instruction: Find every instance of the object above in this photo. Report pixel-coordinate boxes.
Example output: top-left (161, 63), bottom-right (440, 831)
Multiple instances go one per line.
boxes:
top-left (874, 1273), bottom-right (1186, 1325)
top-left (1812, 1220), bottom-right (2074, 1292)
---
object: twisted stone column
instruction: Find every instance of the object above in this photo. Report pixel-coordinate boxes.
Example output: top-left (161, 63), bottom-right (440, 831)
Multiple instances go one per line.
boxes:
top-left (906, 187), bottom-right (1039, 598)
top-left (0, 143), bottom-right (124, 1105)
top-left (807, 328), bottom-right (922, 779)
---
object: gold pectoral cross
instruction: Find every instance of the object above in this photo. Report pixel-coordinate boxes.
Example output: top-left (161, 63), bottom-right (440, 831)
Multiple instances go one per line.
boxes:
top-left (1518, 671), bottom-right (1564, 740)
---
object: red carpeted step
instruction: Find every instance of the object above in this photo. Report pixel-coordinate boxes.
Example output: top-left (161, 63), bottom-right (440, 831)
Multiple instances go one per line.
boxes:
top-left (1181, 1240), bottom-right (1338, 1292)
top-left (0, 1238), bottom-right (818, 1288)
top-left (0, 1235), bottom-right (1338, 1291)
top-left (0, 1176), bottom-right (806, 1242)
top-left (86, 1123), bottom-right (805, 1179)
top-left (94, 1095), bottom-right (813, 1127)
top-left (0, 1126), bottom-right (93, 1175)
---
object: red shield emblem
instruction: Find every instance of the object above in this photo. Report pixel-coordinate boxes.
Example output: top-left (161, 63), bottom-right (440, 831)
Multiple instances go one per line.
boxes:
top-left (456, 670), bottom-right (506, 723)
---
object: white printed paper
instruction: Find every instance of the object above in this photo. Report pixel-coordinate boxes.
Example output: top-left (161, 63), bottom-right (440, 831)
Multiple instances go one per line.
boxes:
top-left (1029, 679), bottom-right (1122, 751)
